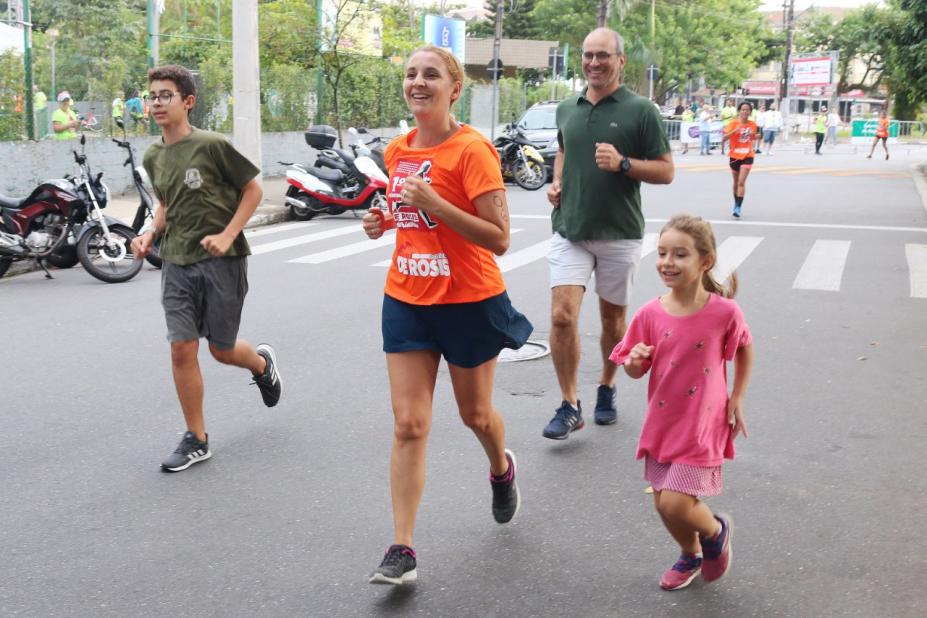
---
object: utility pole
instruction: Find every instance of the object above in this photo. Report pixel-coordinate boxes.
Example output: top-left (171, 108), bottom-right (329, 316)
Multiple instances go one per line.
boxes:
top-left (490, 0), bottom-right (502, 141)
top-left (781, 0), bottom-right (795, 137)
top-left (597, 0), bottom-right (608, 27)
top-left (147, 0), bottom-right (161, 70)
top-left (22, 0), bottom-right (34, 140)
top-left (232, 0), bottom-right (263, 183)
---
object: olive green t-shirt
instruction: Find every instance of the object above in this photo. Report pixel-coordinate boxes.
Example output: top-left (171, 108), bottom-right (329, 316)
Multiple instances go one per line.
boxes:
top-left (143, 128), bottom-right (260, 265)
top-left (554, 85), bottom-right (670, 241)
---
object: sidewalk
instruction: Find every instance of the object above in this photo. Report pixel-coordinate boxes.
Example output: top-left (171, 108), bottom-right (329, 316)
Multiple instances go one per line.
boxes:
top-left (5, 176), bottom-right (291, 278)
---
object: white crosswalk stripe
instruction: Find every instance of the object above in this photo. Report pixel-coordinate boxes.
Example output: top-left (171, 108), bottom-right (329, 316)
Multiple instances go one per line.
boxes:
top-left (288, 232), bottom-right (396, 264)
top-left (712, 236), bottom-right (764, 282)
top-left (793, 240), bottom-right (851, 291)
top-left (905, 244), bottom-right (927, 299)
top-left (245, 221), bottom-right (318, 239)
top-left (640, 233), bottom-right (659, 258)
top-left (497, 237), bottom-right (549, 273)
top-left (250, 225), bottom-right (361, 255)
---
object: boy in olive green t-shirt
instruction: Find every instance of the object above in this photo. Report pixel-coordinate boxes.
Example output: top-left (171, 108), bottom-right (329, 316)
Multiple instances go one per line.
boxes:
top-left (131, 64), bottom-right (282, 473)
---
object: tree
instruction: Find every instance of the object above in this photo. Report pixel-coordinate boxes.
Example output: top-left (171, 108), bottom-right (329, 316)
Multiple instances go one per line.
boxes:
top-left (882, 0), bottom-right (927, 117)
top-left (469, 0), bottom-right (539, 39)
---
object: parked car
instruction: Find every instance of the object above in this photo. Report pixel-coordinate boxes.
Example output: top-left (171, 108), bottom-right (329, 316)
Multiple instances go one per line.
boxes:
top-left (514, 101), bottom-right (560, 181)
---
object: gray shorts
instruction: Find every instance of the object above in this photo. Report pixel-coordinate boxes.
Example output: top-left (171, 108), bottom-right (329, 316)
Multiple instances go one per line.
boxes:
top-left (161, 256), bottom-right (249, 350)
top-left (548, 232), bottom-right (641, 306)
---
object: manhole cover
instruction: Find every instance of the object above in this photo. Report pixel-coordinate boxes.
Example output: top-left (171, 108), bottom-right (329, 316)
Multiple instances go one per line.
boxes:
top-left (498, 339), bottom-right (550, 363)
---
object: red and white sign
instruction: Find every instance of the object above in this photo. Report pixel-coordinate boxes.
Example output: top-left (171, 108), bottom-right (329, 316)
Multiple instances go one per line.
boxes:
top-left (791, 56), bottom-right (833, 87)
top-left (742, 80), bottom-right (779, 96)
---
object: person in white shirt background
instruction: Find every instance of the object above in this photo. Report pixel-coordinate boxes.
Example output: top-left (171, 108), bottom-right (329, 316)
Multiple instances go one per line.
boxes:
top-left (762, 102), bottom-right (783, 155)
top-left (826, 108), bottom-right (842, 146)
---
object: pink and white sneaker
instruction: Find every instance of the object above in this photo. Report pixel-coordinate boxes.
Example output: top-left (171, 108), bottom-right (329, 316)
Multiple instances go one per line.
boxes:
top-left (700, 513), bottom-right (733, 582)
top-left (659, 553), bottom-right (702, 590)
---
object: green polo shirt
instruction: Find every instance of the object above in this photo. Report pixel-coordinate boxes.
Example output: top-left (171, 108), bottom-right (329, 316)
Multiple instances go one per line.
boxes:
top-left (554, 85), bottom-right (670, 241)
top-left (143, 128), bottom-right (260, 266)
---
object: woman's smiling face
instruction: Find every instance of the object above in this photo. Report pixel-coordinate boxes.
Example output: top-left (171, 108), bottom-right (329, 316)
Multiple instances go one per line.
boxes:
top-left (403, 51), bottom-right (460, 118)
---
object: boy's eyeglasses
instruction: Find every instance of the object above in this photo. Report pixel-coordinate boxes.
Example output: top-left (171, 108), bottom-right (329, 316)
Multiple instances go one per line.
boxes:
top-left (145, 91), bottom-right (183, 104)
top-left (582, 51), bottom-right (619, 62)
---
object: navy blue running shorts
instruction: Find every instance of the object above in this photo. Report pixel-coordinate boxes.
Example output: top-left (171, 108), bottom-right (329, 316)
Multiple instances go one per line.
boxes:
top-left (382, 292), bottom-right (533, 368)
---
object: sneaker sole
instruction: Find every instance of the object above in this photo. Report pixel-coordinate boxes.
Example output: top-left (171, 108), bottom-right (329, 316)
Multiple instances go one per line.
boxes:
top-left (703, 513), bottom-right (733, 583)
top-left (256, 343), bottom-right (282, 407)
top-left (494, 448), bottom-right (521, 524)
top-left (594, 413), bottom-right (617, 426)
top-left (368, 568), bottom-right (417, 585)
top-left (542, 420), bottom-right (585, 440)
top-left (161, 450), bottom-right (212, 473)
top-left (660, 567), bottom-right (701, 590)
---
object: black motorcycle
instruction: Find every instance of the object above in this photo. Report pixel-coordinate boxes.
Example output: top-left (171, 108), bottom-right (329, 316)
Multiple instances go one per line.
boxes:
top-left (114, 118), bottom-right (162, 268)
top-left (493, 125), bottom-right (548, 191)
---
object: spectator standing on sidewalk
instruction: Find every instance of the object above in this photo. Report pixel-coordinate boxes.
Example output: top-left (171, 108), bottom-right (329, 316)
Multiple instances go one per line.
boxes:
top-left (698, 105), bottom-right (713, 155)
top-left (719, 99), bottom-right (736, 154)
top-left (762, 102), bottom-right (783, 155)
top-left (51, 92), bottom-right (79, 141)
top-left (541, 27), bottom-right (673, 440)
top-left (826, 107), bottom-right (841, 146)
top-left (814, 107), bottom-right (827, 155)
top-left (130, 64), bottom-right (282, 473)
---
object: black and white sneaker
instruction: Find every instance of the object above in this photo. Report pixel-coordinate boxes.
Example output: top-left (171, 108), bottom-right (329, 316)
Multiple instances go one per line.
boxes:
top-left (491, 449), bottom-right (520, 523)
top-left (253, 343), bottom-right (281, 407)
top-left (161, 431), bottom-right (211, 472)
top-left (369, 545), bottom-right (417, 585)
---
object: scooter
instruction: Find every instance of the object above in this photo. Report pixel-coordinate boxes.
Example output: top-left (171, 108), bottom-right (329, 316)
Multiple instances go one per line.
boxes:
top-left (113, 118), bottom-right (162, 268)
top-left (282, 124), bottom-right (387, 221)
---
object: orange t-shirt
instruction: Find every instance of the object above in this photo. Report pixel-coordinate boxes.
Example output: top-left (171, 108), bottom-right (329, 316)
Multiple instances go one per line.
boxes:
top-left (383, 124), bottom-right (506, 305)
top-left (725, 119), bottom-right (757, 160)
top-left (876, 117), bottom-right (889, 138)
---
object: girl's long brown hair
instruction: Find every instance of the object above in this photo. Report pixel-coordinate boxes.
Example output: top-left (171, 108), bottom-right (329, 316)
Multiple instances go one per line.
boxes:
top-left (660, 215), bottom-right (737, 298)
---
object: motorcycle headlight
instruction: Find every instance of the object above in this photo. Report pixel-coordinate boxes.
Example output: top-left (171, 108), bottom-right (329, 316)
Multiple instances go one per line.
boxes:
top-left (94, 182), bottom-right (110, 208)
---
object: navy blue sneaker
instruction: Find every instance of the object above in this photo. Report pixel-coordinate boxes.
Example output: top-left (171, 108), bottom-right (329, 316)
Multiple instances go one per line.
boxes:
top-left (542, 400), bottom-right (584, 440)
top-left (594, 384), bottom-right (617, 425)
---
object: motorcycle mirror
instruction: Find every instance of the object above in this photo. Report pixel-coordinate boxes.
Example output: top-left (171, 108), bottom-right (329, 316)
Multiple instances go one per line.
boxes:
top-left (81, 134), bottom-right (86, 146)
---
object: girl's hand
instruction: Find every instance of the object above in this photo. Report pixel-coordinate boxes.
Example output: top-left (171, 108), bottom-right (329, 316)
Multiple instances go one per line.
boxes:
top-left (628, 343), bottom-right (654, 364)
top-left (401, 176), bottom-right (440, 214)
top-left (727, 395), bottom-right (748, 439)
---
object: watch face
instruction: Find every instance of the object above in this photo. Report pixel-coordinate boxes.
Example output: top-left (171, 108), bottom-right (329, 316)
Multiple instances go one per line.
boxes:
top-left (621, 158), bottom-right (631, 172)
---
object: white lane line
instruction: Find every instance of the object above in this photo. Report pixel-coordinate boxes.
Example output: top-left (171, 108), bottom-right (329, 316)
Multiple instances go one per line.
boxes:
top-left (250, 225), bottom-right (361, 255)
top-left (906, 244), bottom-right (927, 298)
top-left (245, 221), bottom-right (319, 238)
top-left (288, 232), bottom-right (396, 264)
top-left (371, 229), bottom-right (524, 268)
top-left (640, 232), bottom-right (659, 258)
top-left (713, 236), bottom-right (763, 282)
top-left (513, 214), bottom-right (927, 233)
top-left (792, 240), bottom-right (851, 291)
top-left (497, 237), bottom-right (549, 273)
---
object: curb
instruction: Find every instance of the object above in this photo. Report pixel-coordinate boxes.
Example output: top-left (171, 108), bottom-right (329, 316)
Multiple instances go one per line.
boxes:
top-left (4, 203), bottom-right (292, 279)
top-left (912, 163), bottom-right (927, 217)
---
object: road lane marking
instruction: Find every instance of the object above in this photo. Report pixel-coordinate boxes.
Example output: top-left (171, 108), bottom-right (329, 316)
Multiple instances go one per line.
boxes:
top-left (370, 230), bottom-right (524, 268)
top-left (250, 225), bottom-right (361, 255)
top-left (905, 244), bottom-right (927, 298)
top-left (641, 232), bottom-right (659, 258)
top-left (497, 237), bottom-right (549, 272)
top-left (245, 221), bottom-right (319, 238)
top-left (288, 232), bottom-right (396, 263)
top-left (792, 240), bottom-right (851, 291)
top-left (713, 236), bottom-right (763, 282)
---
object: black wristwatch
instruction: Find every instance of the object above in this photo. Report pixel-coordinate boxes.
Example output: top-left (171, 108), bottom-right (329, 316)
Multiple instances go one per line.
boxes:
top-left (618, 156), bottom-right (632, 174)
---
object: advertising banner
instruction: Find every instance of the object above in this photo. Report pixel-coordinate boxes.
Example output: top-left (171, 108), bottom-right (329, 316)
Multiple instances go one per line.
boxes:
top-left (422, 15), bottom-right (466, 63)
top-left (680, 121), bottom-right (725, 145)
top-left (790, 55), bottom-right (834, 87)
top-left (851, 119), bottom-right (899, 144)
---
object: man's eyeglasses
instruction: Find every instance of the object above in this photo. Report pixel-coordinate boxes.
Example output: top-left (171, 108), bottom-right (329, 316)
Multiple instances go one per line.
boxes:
top-left (145, 91), bottom-right (183, 105)
top-left (582, 51), bottom-right (619, 62)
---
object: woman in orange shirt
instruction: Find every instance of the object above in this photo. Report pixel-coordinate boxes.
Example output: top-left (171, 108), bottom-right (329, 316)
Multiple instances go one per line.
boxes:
top-left (722, 102), bottom-right (758, 218)
top-left (362, 46), bottom-right (532, 585)
top-left (867, 109), bottom-right (890, 160)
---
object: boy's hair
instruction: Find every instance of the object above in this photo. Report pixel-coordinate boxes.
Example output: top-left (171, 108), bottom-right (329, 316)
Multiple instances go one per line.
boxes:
top-left (409, 46), bottom-right (464, 108)
top-left (148, 65), bottom-right (197, 101)
top-left (660, 215), bottom-right (737, 298)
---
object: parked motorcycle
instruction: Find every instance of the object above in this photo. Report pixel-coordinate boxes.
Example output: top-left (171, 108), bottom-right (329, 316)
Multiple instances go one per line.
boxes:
top-left (114, 118), bottom-right (162, 268)
top-left (281, 124), bottom-right (388, 221)
top-left (493, 125), bottom-right (547, 191)
top-left (0, 135), bottom-right (143, 283)
top-left (347, 127), bottom-right (388, 176)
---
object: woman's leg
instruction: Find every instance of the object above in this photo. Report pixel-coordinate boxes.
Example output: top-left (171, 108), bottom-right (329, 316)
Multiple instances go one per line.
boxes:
top-left (448, 357), bottom-right (508, 475)
top-left (736, 165), bottom-right (752, 199)
top-left (882, 137), bottom-right (889, 158)
top-left (653, 490), bottom-right (720, 554)
top-left (386, 350), bottom-right (441, 547)
top-left (730, 168), bottom-right (739, 200)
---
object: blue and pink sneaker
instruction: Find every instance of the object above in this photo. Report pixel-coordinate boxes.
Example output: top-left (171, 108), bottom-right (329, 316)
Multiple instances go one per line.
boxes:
top-left (700, 513), bottom-right (733, 582)
top-left (660, 553), bottom-right (703, 590)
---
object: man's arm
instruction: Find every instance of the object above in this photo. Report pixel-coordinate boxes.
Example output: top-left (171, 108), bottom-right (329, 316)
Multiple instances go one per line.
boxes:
top-left (594, 145), bottom-right (674, 185)
top-left (200, 177), bottom-right (263, 257)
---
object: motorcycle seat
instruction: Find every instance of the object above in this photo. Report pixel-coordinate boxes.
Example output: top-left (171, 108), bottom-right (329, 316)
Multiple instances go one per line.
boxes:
top-left (334, 148), bottom-right (356, 164)
top-left (308, 166), bottom-right (343, 183)
top-left (0, 194), bottom-right (28, 209)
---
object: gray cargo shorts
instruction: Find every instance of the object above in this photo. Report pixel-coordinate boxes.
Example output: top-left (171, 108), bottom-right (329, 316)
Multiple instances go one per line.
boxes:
top-left (161, 256), bottom-right (249, 350)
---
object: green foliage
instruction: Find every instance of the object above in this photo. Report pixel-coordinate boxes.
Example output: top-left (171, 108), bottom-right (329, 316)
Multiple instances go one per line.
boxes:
top-left (469, 0), bottom-right (540, 39)
top-left (0, 50), bottom-right (25, 141)
top-left (882, 0), bottom-right (927, 116)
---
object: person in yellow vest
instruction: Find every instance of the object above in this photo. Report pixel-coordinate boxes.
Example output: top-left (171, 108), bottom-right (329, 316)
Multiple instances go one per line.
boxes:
top-left (813, 106), bottom-right (827, 155)
top-left (680, 104), bottom-right (695, 154)
top-left (51, 91), bottom-right (80, 141)
top-left (719, 99), bottom-right (736, 154)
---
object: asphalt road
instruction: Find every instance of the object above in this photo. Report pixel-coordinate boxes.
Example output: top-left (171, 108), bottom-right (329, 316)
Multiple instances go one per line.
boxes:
top-left (2, 145), bottom-right (926, 617)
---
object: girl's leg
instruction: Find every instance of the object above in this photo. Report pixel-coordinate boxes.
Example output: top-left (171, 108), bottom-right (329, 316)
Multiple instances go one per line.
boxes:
top-left (737, 165), bottom-right (752, 198)
top-left (386, 350), bottom-right (441, 548)
top-left (448, 357), bottom-right (508, 475)
top-left (653, 490), bottom-right (721, 554)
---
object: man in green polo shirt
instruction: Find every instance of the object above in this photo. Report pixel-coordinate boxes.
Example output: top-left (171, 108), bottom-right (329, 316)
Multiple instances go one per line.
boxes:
top-left (542, 27), bottom-right (674, 440)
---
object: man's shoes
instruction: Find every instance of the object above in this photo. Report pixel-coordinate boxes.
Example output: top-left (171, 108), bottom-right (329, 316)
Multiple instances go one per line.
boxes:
top-left (161, 431), bottom-right (211, 472)
top-left (732, 205), bottom-right (741, 218)
top-left (594, 384), bottom-right (617, 425)
top-left (542, 400), bottom-right (584, 440)
top-left (490, 449), bottom-right (520, 523)
top-left (369, 545), bottom-right (417, 585)
top-left (700, 513), bottom-right (733, 582)
top-left (253, 343), bottom-right (282, 407)
top-left (660, 553), bottom-right (702, 590)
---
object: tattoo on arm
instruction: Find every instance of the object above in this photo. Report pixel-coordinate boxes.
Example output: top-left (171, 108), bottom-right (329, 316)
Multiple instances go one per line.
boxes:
top-left (493, 194), bottom-right (508, 222)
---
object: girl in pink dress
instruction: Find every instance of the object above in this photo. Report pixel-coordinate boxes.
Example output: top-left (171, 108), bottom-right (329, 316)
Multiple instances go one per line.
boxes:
top-left (610, 215), bottom-right (754, 591)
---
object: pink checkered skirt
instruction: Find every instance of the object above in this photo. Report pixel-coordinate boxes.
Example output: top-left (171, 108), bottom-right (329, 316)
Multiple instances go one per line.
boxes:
top-left (644, 456), bottom-right (723, 497)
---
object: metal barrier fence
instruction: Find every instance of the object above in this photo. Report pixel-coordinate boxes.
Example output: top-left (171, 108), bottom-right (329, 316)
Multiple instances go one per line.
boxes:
top-left (663, 119), bottom-right (681, 141)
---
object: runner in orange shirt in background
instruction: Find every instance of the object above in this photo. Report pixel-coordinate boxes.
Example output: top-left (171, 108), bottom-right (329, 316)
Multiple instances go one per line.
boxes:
top-left (722, 102), bottom-right (757, 218)
top-left (867, 109), bottom-right (890, 161)
top-left (362, 45), bottom-right (532, 586)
